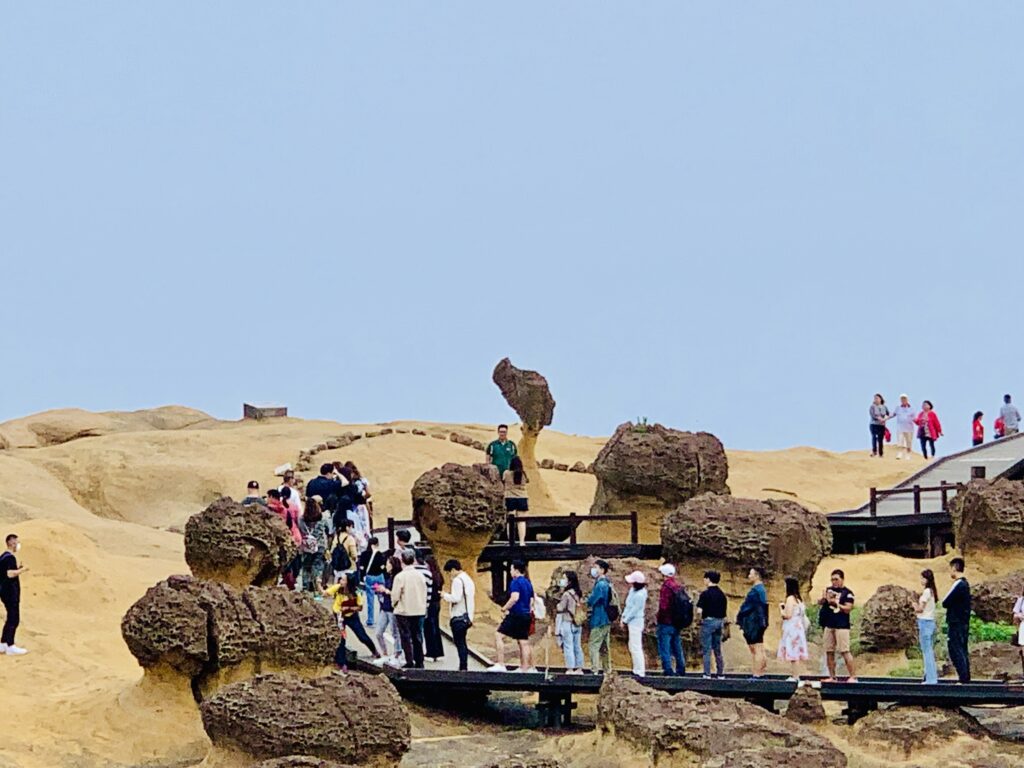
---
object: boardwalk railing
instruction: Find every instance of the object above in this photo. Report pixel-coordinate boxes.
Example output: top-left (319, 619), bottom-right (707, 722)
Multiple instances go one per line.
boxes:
top-left (866, 481), bottom-right (964, 517)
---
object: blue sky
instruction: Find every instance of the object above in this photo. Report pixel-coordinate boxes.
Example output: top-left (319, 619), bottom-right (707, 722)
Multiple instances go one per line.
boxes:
top-left (2, 4), bottom-right (1021, 451)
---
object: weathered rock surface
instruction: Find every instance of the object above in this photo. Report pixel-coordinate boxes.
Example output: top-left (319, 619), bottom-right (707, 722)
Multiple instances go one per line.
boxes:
top-left (492, 358), bottom-right (555, 432)
top-left (974, 570), bottom-right (1024, 623)
top-left (952, 478), bottom-right (1024, 554)
top-left (963, 705), bottom-right (1024, 744)
top-left (597, 674), bottom-right (846, 767)
top-left (661, 493), bottom-right (832, 591)
top-left (854, 706), bottom-right (980, 756)
top-left (785, 684), bottom-right (827, 724)
top-left (253, 758), bottom-right (356, 768)
top-left (943, 642), bottom-right (1024, 681)
top-left (184, 497), bottom-right (297, 588)
top-left (859, 585), bottom-right (918, 651)
top-left (121, 576), bottom-right (335, 683)
top-left (200, 673), bottom-right (410, 765)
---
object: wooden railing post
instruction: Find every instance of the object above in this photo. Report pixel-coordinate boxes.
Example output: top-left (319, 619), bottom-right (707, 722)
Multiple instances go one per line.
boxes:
top-left (913, 485), bottom-right (921, 515)
top-left (940, 481), bottom-right (949, 511)
top-left (569, 512), bottom-right (578, 545)
top-left (630, 511), bottom-right (638, 544)
top-left (869, 488), bottom-right (877, 517)
top-left (387, 517), bottom-right (396, 551)
top-left (507, 513), bottom-right (517, 548)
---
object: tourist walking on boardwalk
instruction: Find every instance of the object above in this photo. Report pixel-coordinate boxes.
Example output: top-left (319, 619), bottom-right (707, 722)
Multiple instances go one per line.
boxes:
top-left (656, 563), bottom-right (687, 676)
top-left (488, 560), bottom-right (536, 672)
top-left (331, 518), bottom-right (359, 583)
top-left (737, 567), bottom-right (769, 678)
top-left (554, 570), bottom-right (584, 674)
top-left (442, 559), bottom-right (476, 671)
top-left (503, 456), bottom-right (530, 543)
top-left (487, 424), bottom-right (518, 478)
top-left (423, 556), bottom-right (445, 662)
top-left (869, 394), bottom-right (890, 457)
top-left (392, 549), bottom-right (427, 669)
top-left (324, 572), bottom-right (380, 662)
top-left (279, 470), bottom-right (303, 515)
top-left (820, 569), bottom-right (857, 682)
top-left (1001, 395), bottom-right (1021, 437)
top-left (620, 571), bottom-right (649, 676)
top-left (306, 463), bottom-right (342, 520)
top-left (358, 537), bottom-right (387, 625)
top-left (299, 498), bottom-right (330, 593)
top-left (696, 570), bottom-right (727, 677)
top-left (240, 480), bottom-right (266, 507)
top-left (973, 412), bottom-right (985, 447)
top-left (942, 557), bottom-right (972, 683)
top-left (373, 556), bottom-right (404, 666)
top-left (587, 559), bottom-right (616, 674)
top-left (0, 534), bottom-right (28, 656)
top-left (345, 462), bottom-right (373, 548)
top-left (777, 576), bottom-right (809, 681)
top-left (915, 400), bottom-right (943, 459)
top-left (913, 568), bottom-right (939, 684)
top-left (893, 394), bottom-right (917, 460)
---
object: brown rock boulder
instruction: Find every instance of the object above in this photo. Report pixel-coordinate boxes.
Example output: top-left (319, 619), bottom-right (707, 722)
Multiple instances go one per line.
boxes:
top-left (184, 497), bottom-right (296, 588)
top-left (785, 685), bottom-right (827, 724)
top-left (854, 706), bottom-right (980, 757)
top-left (569, 461), bottom-right (587, 473)
top-left (951, 478), bottom-right (1024, 554)
top-left (254, 758), bottom-right (356, 768)
top-left (859, 585), bottom-right (918, 651)
top-left (597, 674), bottom-right (846, 767)
top-left (492, 358), bottom-right (555, 432)
top-left (121, 576), bottom-right (212, 676)
top-left (200, 672), bottom-right (410, 765)
top-left (963, 706), bottom-right (1024, 744)
top-left (592, 423), bottom-right (729, 541)
top-left (974, 570), bottom-right (1024, 623)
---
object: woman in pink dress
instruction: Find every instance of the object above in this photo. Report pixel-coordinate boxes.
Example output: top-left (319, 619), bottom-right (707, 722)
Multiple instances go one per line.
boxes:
top-left (777, 576), bottom-right (809, 681)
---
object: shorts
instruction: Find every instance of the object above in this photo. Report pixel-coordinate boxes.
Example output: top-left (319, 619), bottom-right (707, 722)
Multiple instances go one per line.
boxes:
top-left (743, 626), bottom-right (766, 645)
top-left (823, 627), bottom-right (851, 653)
top-left (505, 497), bottom-right (529, 513)
top-left (498, 611), bottom-right (533, 641)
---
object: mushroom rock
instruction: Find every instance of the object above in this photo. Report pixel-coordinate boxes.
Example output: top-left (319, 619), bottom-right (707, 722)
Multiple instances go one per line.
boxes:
top-left (412, 463), bottom-right (504, 595)
top-left (121, 575), bottom-right (212, 677)
top-left (597, 674), bottom-right (846, 767)
top-left (492, 358), bottom-right (558, 514)
top-left (853, 706), bottom-right (981, 758)
top-left (951, 478), bottom-right (1024, 554)
top-left (200, 673), bottom-right (410, 766)
top-left (974, 570), bottom-right (1024, 623)
top-left (859, 585), bottom-right (918, 652)
top-left (591, 422), bottom-right (729, 542)
top-left (184, 497), bottom-right (297, 588)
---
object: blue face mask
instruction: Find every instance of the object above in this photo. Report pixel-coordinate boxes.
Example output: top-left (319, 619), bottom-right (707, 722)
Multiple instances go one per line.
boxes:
top-left (590, 567), bottom-right (599, 578)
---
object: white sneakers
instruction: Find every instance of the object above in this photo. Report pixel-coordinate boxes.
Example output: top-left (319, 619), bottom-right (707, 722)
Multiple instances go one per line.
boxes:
top-left (486, 663), bottom-right (508, 672)
top-left (1, 644), bottom-right (27, 656)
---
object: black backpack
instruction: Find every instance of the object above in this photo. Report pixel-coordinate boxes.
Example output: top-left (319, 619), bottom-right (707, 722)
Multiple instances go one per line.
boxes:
top-left (670, 586), bottom-right (694, 629)
top-left (331, 538), bottom-right (352, 573)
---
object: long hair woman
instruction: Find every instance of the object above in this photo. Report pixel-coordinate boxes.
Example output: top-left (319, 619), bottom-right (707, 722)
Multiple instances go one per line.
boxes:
top-left (869, 393), bottom-right (890, 457)
top-left (555, 570), bottom-right (585, 673)
top-left (300, 497), bottom-right (329, 593)
top-left (915, 400), bottom-right (943, 459)
top-left (423, 555), bottom-right (445, 662)
top-left (776, 576), bottom-right (808, 680)
top-left (914, 568), bottom-right (939, 684)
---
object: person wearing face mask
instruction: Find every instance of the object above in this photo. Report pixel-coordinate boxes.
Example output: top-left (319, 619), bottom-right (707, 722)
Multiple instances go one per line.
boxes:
top-left (554, 570), bottom-right (584, 674)
top-left (0, 534), bottom-right (29, 655)
top-left (586, 560), bottom-right (615, 674)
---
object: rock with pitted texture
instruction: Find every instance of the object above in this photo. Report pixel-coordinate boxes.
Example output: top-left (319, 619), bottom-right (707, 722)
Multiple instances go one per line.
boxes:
top-left (120, 575), bottom-right (211, 676)
top-left (859, 585), bottom-right (918, 651)
top-left (492, 358), bottom-right (555, 432)
top-left (785, 685), bottom-right (826, 724)
top-left (254, 758), bottom-right (356, 768)
top-left (963, 706), bottom-right (1024, 744)
top-left (952, 478), bottom-right (1024, 554)
top-left (854, 706), bottom-right (980, 757)
top-left (483, 760), bottom-right (564, 768)
top-left (184, 497), bottom-right (297, 588)
top-left (242, 585), bottom-right (338, 669)
top-left (592, 423), bottom-right (729, 541)
top-left (597, 674), bottom-right (846, 767)
top-left (200, 672), bottom-right (410, 765)
top-left (974, 570), bottom-right (1024, 623)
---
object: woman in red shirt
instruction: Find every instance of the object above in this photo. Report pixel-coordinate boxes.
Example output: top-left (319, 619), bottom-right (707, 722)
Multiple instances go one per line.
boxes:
top-left (972, 411), bottom-right (985, 447)
top-left (915, 401), bottom-right (943, 459)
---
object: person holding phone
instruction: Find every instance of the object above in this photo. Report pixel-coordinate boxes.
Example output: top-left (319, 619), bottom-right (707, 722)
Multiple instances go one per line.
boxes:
top-left (0, 533), bottom-right (28, 655)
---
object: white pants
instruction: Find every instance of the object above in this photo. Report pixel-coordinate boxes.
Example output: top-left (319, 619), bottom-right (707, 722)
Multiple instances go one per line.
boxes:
top-left (627, 621), bottom-right (645, 676)
top-left (897, 431), bottom-right (913, 455)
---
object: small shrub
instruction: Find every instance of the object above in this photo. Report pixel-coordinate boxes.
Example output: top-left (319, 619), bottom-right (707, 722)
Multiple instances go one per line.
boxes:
top-left (969, 615), bottom-right (1017, 644)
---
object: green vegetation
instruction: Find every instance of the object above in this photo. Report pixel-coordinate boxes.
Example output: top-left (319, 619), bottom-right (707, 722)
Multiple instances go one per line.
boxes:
top-left (887, 658), bottom-right (925, 678)
top-left (632, 417), bottom-right (649, 433)
top-left (969, 615), bottom-right (1017, 643)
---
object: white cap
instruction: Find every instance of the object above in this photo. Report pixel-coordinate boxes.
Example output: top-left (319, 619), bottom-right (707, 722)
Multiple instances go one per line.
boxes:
top-left (658, 563), bottom-right (676, 577)
top-left (899, 393), bottom-right (909, 400)
top-left (625, 570), bottom-right (647, 585)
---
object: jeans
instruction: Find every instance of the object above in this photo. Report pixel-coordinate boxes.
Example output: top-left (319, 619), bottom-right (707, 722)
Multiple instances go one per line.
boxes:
top-left (397, 614), bottom-right (425, 668)
top-left (376, 610), bottom-right (401, 659)
top-left (700, 617), bottom-right (725, 676)
top-left (450, 614), bottom-right (471, 671)
top-left (557, 620), bottom-right (583, 669)
top-left (920, 436), bottom-right (936, 458)
top-left (344, 614), bottom-right (378, 657)
top-left (918, 617), bottom-right (937, 684)
top-left (656, 623), bottom-right (686, 675)
top-left (1, 596), bottom-right (18, 645)
top-left (947, 621), bottom-right (971, 682)
top-left (626, 621), bottom-right (645, 676)
top-left (363, 574), bottom-right (385, 625)
top-left (588, 623), bottom-right (612, 672)
top-left (870, 424), bottom-right (886, 455)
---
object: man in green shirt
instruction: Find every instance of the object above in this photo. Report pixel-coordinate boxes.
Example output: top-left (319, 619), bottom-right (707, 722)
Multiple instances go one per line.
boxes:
top-left (486, 424), bottom-right (518, 477)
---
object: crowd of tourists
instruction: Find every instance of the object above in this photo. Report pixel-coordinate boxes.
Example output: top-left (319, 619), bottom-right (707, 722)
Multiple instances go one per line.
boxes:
top-left (868, 392), bottom-right (1020, 459)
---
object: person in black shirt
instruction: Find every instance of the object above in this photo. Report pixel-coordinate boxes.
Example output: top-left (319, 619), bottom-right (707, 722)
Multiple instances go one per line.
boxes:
top-left (819, 569), bottom-right (857, 682)
top-left (306, 464), bottom-right (343, 528)
top-left (1, 533), bottom-right (28, 655)
top-left (239, 480), bottom-right (266, 507)
top-left (358, 537), bottom-right (387, 627)
top-left (942, 557), bottom-right (972, 683)
top-left (696, 570), bottom-right (727, 677)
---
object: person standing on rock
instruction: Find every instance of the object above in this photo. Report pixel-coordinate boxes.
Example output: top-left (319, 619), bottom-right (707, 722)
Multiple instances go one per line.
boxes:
top-left (489, 560), bottom-right (536, 672)
top-left (737, 567), bottom-right (770, 678)
top-left (1001, 394), bottom-right (1021, 437)
top-left (869, 394), bottom-right (890, 457)
top-left (391, 549), bottom-right (427, 669)
top-left (442, 559), bottom-right (476, 671)
top-left (554, 570), bottom-right (585, 674)
top-left (915, 400), bottom-right (943, 459)
top-left (942, 557), bottom-right (971, 683)
top-left (696, 570), bottom-right (727, 678)
top-left (503, 456), bottom-right (530, 543)
top-left (487, 424), bottom-right (518, 479)
top-left (776, 576), bottom-right (809, 681)
top-left (620, 571), bottom-right (649, 676)
top-left (819, 569), bottom-right (857, 682)
top-left (0, 534), bottom-right (28, 656)
top-left (656, 563), bottom-right (687, 676)
top-left (587, 560), bottom-right (615, 674)
top-left (972, 411), bottom-right (985, 447)
top-left (240, 480), bottom-right (266, 507)
top-left (913, 568), bottom-right (939, 684)
top-left (892, 394), bottom-right (917, 460)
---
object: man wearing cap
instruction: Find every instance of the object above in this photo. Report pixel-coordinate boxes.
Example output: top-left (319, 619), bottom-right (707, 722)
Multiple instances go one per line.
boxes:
top-left (620, 570), bottom-right (649, 676)
top-left (892, 394), bottom-right (916, 460)
top-left (586, 559), bottom-right (614, 673)
top-left (655, 563), bottom-right (686, 676)
top-left (240, 480), bottom-right (266, 507)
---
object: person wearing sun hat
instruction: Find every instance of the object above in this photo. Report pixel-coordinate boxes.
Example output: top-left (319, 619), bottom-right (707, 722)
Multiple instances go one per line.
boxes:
top-left (892, 394), bottom-right (916, 460)
top-left (620, 570), bottom-right (649, 676)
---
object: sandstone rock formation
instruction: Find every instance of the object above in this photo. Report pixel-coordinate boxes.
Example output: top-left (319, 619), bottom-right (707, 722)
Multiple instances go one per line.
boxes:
top-left (951, 478), bottom-right (1024, 554)
top-left (412, 463), bottom-right (504, 583)
top-left (859, 584), bottom-right (918, 651)
top-left (785, 685), bottom-right (826, 724)
top-left (200, 673), bottom-right (410, 765)
top-left (974, 570), bottom-right (1024, 623)
top-left (963, 706), bottom-right (1024, 744)
top-left (597, 674), bottom-right (846, 767)
top-left (184, 497), bottom-right (297, 588)
top-left (854, 706), bottom-right (980, 757)
top-left (254, 759), bottom-right (356, 768)
top-left (592, 422), bottom-right (729, 541)
top-left (121, 575), bottom-right (336, 689)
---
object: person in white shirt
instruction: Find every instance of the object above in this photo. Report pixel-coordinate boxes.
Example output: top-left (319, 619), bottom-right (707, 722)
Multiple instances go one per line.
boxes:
top-left (1001, 394), bottom-right (1021, 437)
top-left (278, 470), bottom-right (304, 515)
top-left (442, 559), bottom-right (476, 671)
top-left (913, 568), bottom-right (939, 684)
top-left (892, 394), bottom-right (917, 460)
